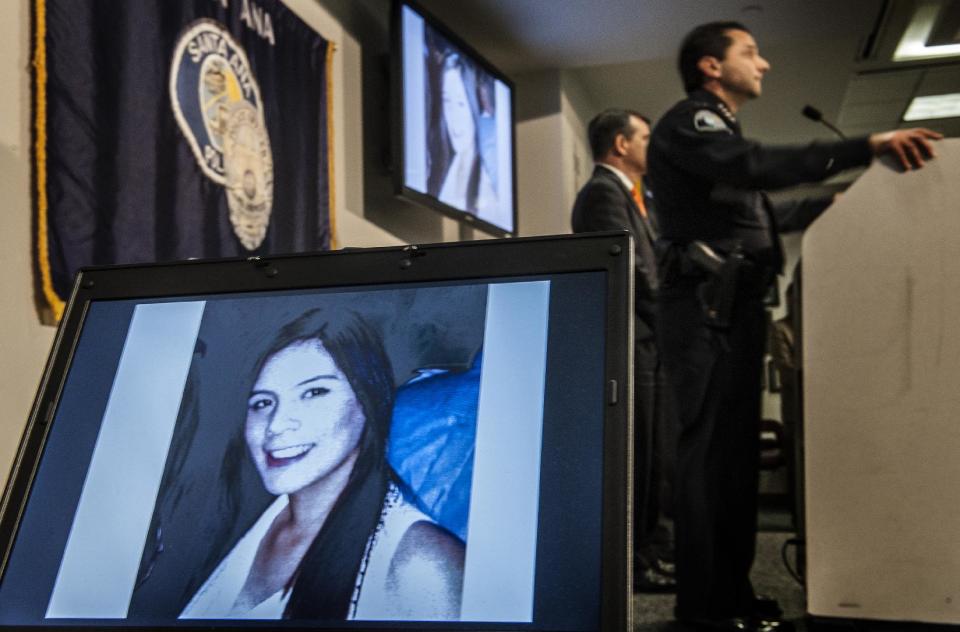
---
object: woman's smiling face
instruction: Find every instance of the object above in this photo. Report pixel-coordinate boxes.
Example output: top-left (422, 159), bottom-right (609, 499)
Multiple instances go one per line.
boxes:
top-left (442, 65), bottom-right (475, 154)
top-left (245, 339), bottom-right (366, 496)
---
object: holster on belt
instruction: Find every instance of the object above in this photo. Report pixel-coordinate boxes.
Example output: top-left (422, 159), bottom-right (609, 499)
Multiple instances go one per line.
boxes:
top-left (685, 241), bottom-right (744, 329)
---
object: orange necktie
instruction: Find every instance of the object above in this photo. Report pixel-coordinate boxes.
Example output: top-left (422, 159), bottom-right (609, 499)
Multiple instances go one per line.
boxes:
top-left (631, 183), bottom-right (648, 219)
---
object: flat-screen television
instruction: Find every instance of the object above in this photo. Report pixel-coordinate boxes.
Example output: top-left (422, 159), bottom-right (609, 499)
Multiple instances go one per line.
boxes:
top-left (0, 233), bottom-right (632, 631)
top-left (392, 0), bottom-right (517, 237)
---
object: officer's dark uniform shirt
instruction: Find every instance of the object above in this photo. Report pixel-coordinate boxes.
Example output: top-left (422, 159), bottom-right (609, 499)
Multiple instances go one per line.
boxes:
top-left (647, 89), bottom-right (874, 272)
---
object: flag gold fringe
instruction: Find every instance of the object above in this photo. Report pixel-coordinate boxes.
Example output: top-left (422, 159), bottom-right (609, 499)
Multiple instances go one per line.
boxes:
top-left (34, 0), bottom-right (64, 321)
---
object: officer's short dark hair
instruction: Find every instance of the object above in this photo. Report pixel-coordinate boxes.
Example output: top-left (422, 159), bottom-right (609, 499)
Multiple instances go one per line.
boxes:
top-left (678, 21), bottom-right (750, 94)
top-left (587, 109), bottom-right (650, 161)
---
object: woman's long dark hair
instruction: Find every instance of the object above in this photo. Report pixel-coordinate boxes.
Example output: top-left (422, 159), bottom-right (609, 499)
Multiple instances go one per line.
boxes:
top-left (246, 308), bottom-right (395, 619)
top-left (425, 51), bottom-right (483, 212)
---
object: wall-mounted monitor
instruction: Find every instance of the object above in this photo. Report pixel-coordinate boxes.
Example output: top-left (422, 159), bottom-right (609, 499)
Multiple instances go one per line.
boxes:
top-left (393, 0), bottom-right (517, 237)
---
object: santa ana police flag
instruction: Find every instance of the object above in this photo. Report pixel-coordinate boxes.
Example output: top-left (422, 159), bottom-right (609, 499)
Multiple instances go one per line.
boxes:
top-left (34, 0), bottom-right (333, 320)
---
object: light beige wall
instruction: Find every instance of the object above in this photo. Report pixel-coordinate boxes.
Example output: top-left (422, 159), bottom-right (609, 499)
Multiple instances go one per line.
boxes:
top-left (559, 73), bottom-right (596, 224)
top-left (0, 1), bottom-right (55, 490)
top-left (0, 0), bottom-right (405, 490)
top-left (516, 113), bottom-right (566, 237)
top-left (515, 71), bottom-right (595, 238)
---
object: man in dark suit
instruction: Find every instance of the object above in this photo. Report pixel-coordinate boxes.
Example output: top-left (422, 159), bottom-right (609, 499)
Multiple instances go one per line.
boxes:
top-left (571, 109), bottom-right (675, 592)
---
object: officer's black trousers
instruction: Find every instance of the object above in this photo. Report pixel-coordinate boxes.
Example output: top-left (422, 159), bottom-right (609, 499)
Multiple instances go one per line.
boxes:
top-left (657, 285), bottom-right (766, 618)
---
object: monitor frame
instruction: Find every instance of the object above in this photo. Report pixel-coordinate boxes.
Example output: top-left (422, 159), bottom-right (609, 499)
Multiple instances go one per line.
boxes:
top-left (0, 233), bottom-right (633, 632)
top-left (390, 0), bottom-right (519, 238)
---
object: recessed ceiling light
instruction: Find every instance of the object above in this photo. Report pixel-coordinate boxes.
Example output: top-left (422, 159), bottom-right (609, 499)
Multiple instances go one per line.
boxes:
top-left (894, 0), bottom-right (960, 61)
top-left (903, 93), bottom-right (960, 120)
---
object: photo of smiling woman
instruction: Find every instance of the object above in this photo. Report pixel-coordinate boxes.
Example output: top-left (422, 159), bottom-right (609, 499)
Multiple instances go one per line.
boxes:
top-left (178, 308), bottom-right (465, 620)
top-left (425, 44), bottom-right (499, 220)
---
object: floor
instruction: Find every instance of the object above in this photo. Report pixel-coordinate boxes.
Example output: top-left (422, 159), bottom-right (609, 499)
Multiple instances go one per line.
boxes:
top-left (631, 512), bottom-right (956, 632)
top-left (634, 528), bottom-right (806, 631)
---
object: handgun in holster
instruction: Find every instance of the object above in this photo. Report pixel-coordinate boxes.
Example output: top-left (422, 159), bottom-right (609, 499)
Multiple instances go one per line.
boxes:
top-left (685, 241), bottom-right (744, 329)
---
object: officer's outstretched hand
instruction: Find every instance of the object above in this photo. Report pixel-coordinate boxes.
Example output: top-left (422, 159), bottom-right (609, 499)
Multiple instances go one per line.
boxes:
top-left (868, 128), bottom-right (943, 171)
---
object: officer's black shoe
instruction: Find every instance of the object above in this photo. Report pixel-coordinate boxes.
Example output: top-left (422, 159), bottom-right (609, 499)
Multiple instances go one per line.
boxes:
top-left (749, 617), bottom-right (793, 632)
top-left (633, 566), bottom-right (677, 593)
top-left (674, 616), bottom-right (745, 631)
top-left (752, 596), bottom-right (782, 619)
top-left (654, 556), bottom-right (676, 576)
top-left (675, 615), bottom-right (793, 632)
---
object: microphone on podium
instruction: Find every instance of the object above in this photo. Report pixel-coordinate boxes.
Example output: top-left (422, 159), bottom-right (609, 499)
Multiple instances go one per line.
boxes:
top-left (802, 104), bottom-right (847, 140)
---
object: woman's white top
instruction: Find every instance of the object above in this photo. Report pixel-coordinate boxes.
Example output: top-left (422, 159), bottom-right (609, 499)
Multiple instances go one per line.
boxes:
top-left (179, 483), bottom-right (432, 620)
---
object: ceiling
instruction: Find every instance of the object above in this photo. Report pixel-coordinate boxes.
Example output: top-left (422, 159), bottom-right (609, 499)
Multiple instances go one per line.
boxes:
top-left (416, 0), bottom-right (960, 144)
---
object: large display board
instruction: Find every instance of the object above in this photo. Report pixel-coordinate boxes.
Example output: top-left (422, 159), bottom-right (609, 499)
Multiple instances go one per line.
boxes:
top-left (803, 139), bottom-right (960, 626)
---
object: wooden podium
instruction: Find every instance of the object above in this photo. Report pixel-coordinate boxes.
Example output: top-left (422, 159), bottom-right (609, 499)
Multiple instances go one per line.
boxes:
top-left (802, 139), bottom-right (960, 625)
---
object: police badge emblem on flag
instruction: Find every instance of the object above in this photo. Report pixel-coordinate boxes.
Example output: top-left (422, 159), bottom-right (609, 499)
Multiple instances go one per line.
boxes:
top-left (170, 19), bottom-right (274, 250)
top-left (35, 0), bottom-right (331, 322)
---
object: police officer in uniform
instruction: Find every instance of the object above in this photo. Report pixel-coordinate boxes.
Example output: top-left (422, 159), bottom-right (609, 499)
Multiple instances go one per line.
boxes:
top-left (646, 21), bottom-right (940, 632)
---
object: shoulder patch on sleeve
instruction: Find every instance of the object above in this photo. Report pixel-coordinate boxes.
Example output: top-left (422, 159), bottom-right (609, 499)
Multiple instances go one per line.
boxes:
top-left (693, 109), bottom-right (731, 133)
